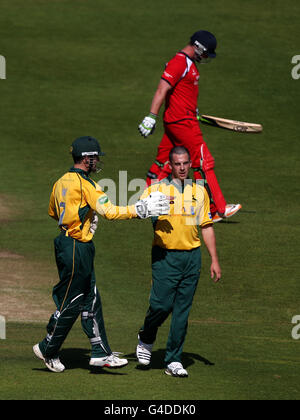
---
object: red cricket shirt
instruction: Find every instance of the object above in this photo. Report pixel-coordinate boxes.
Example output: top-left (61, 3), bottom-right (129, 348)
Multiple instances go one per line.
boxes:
top-left (161, 52), bottom-right (199, 124)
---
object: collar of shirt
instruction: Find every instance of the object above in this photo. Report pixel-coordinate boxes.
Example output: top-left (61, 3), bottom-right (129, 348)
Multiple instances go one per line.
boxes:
top-left (69, 166), bottom-right (89, 176)
top-left (167, 175), bottom-right (193, 193)
top-left (178, 50), bottom-right (195, 63)
top-left (69, 166), bottom-right (96, 188)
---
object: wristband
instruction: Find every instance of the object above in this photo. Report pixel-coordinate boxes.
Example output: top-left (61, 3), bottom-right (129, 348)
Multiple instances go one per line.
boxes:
top-left (149, 112), bottom-right (158, 120)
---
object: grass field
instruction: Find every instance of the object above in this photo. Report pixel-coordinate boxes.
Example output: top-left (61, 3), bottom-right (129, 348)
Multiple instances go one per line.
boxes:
top-left (0, 0), bottom-right (300, 401)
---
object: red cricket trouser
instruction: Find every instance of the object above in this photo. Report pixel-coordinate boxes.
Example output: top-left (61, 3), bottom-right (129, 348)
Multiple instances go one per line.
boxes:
top-left (146, 119), bottom-right (226, 215)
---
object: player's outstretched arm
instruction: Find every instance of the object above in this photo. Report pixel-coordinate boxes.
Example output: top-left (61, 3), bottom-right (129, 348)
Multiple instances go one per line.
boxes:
top-left (95, 190), bottom-right (170, 220)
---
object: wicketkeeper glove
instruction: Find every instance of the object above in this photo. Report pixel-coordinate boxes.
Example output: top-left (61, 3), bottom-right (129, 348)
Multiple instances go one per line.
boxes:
top-left (90, 211), bottom-right (99, 234)
top-left (138, 113), bottom-right (157, 138)
top-left (135, 191), bottom-right (170, 219)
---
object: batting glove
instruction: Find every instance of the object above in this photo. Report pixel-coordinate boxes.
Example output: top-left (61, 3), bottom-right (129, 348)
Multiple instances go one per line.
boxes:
top-left (135, 191), bottom-right (170, 219)
top-left (90, 211), bottom-right (99, 234)
top-left (138, 113), bottom-right (157, 138)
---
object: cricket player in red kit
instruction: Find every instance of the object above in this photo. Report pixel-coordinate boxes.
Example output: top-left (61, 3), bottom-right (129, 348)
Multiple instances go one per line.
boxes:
top-left (138, 30), bottom-right (241, 222)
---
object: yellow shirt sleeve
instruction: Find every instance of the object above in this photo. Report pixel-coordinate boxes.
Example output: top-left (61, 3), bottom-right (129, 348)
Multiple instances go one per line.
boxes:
top-left (84, 181), bottom-right (137, 220)
top-left (48, 183), bottom-right (59, 221)
top-left (200, 188), bottom-right (213, 227)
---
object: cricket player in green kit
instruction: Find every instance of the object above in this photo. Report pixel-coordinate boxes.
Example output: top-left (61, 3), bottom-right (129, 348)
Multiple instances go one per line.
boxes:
top-left (136, 146), bottom-right (221, 377)
top-left (33, 136), bottom-right (170, 373)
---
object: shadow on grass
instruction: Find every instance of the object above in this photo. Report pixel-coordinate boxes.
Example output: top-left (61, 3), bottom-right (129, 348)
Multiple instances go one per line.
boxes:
top-left (218, 220), bottom-right (239, 224)
top-left (33, 348), bottom-right (128, 375)
top-left (125, 349), bottom-right (214, 370)
top-left (33, 348), bottom-right (214, 374)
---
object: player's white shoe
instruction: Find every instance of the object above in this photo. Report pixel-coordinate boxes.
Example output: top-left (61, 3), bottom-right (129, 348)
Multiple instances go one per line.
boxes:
top-left (33, 344), bottom-right (65, 373)
top-left (89, 352), bottom-right (128, 368)
top-left (136, 336), bottom-right (153, 366)
top-left (212, 204), bottom-right (242, 223)
top-left (165, 362), bottom-right (188, 377)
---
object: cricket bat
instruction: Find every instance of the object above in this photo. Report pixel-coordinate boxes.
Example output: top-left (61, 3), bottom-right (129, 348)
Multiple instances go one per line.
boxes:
top-left (199, 115), bottom-right (263, 133)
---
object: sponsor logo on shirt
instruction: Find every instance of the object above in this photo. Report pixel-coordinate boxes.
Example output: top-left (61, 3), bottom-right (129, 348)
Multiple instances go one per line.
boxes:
top-left (163, 71), bottom-right (173, 79)
top-left (98, 195), bottom-right (109, 205)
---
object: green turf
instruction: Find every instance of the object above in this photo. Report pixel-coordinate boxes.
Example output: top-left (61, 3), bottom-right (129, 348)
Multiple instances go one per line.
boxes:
top-left (0, 0), bottom-right (300, 400)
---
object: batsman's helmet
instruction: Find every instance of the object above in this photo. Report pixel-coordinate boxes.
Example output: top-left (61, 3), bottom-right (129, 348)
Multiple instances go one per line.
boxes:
top-left (190, 30), bottom-right (217, 61)
top-left (70, 136), bottom-right (105, 159)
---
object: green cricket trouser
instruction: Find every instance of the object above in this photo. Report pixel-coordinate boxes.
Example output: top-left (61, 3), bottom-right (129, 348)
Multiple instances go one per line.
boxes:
top-left (139, 246), bottom-right (201, 366)
top-left (39, 233), bottom-right (112, 359)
